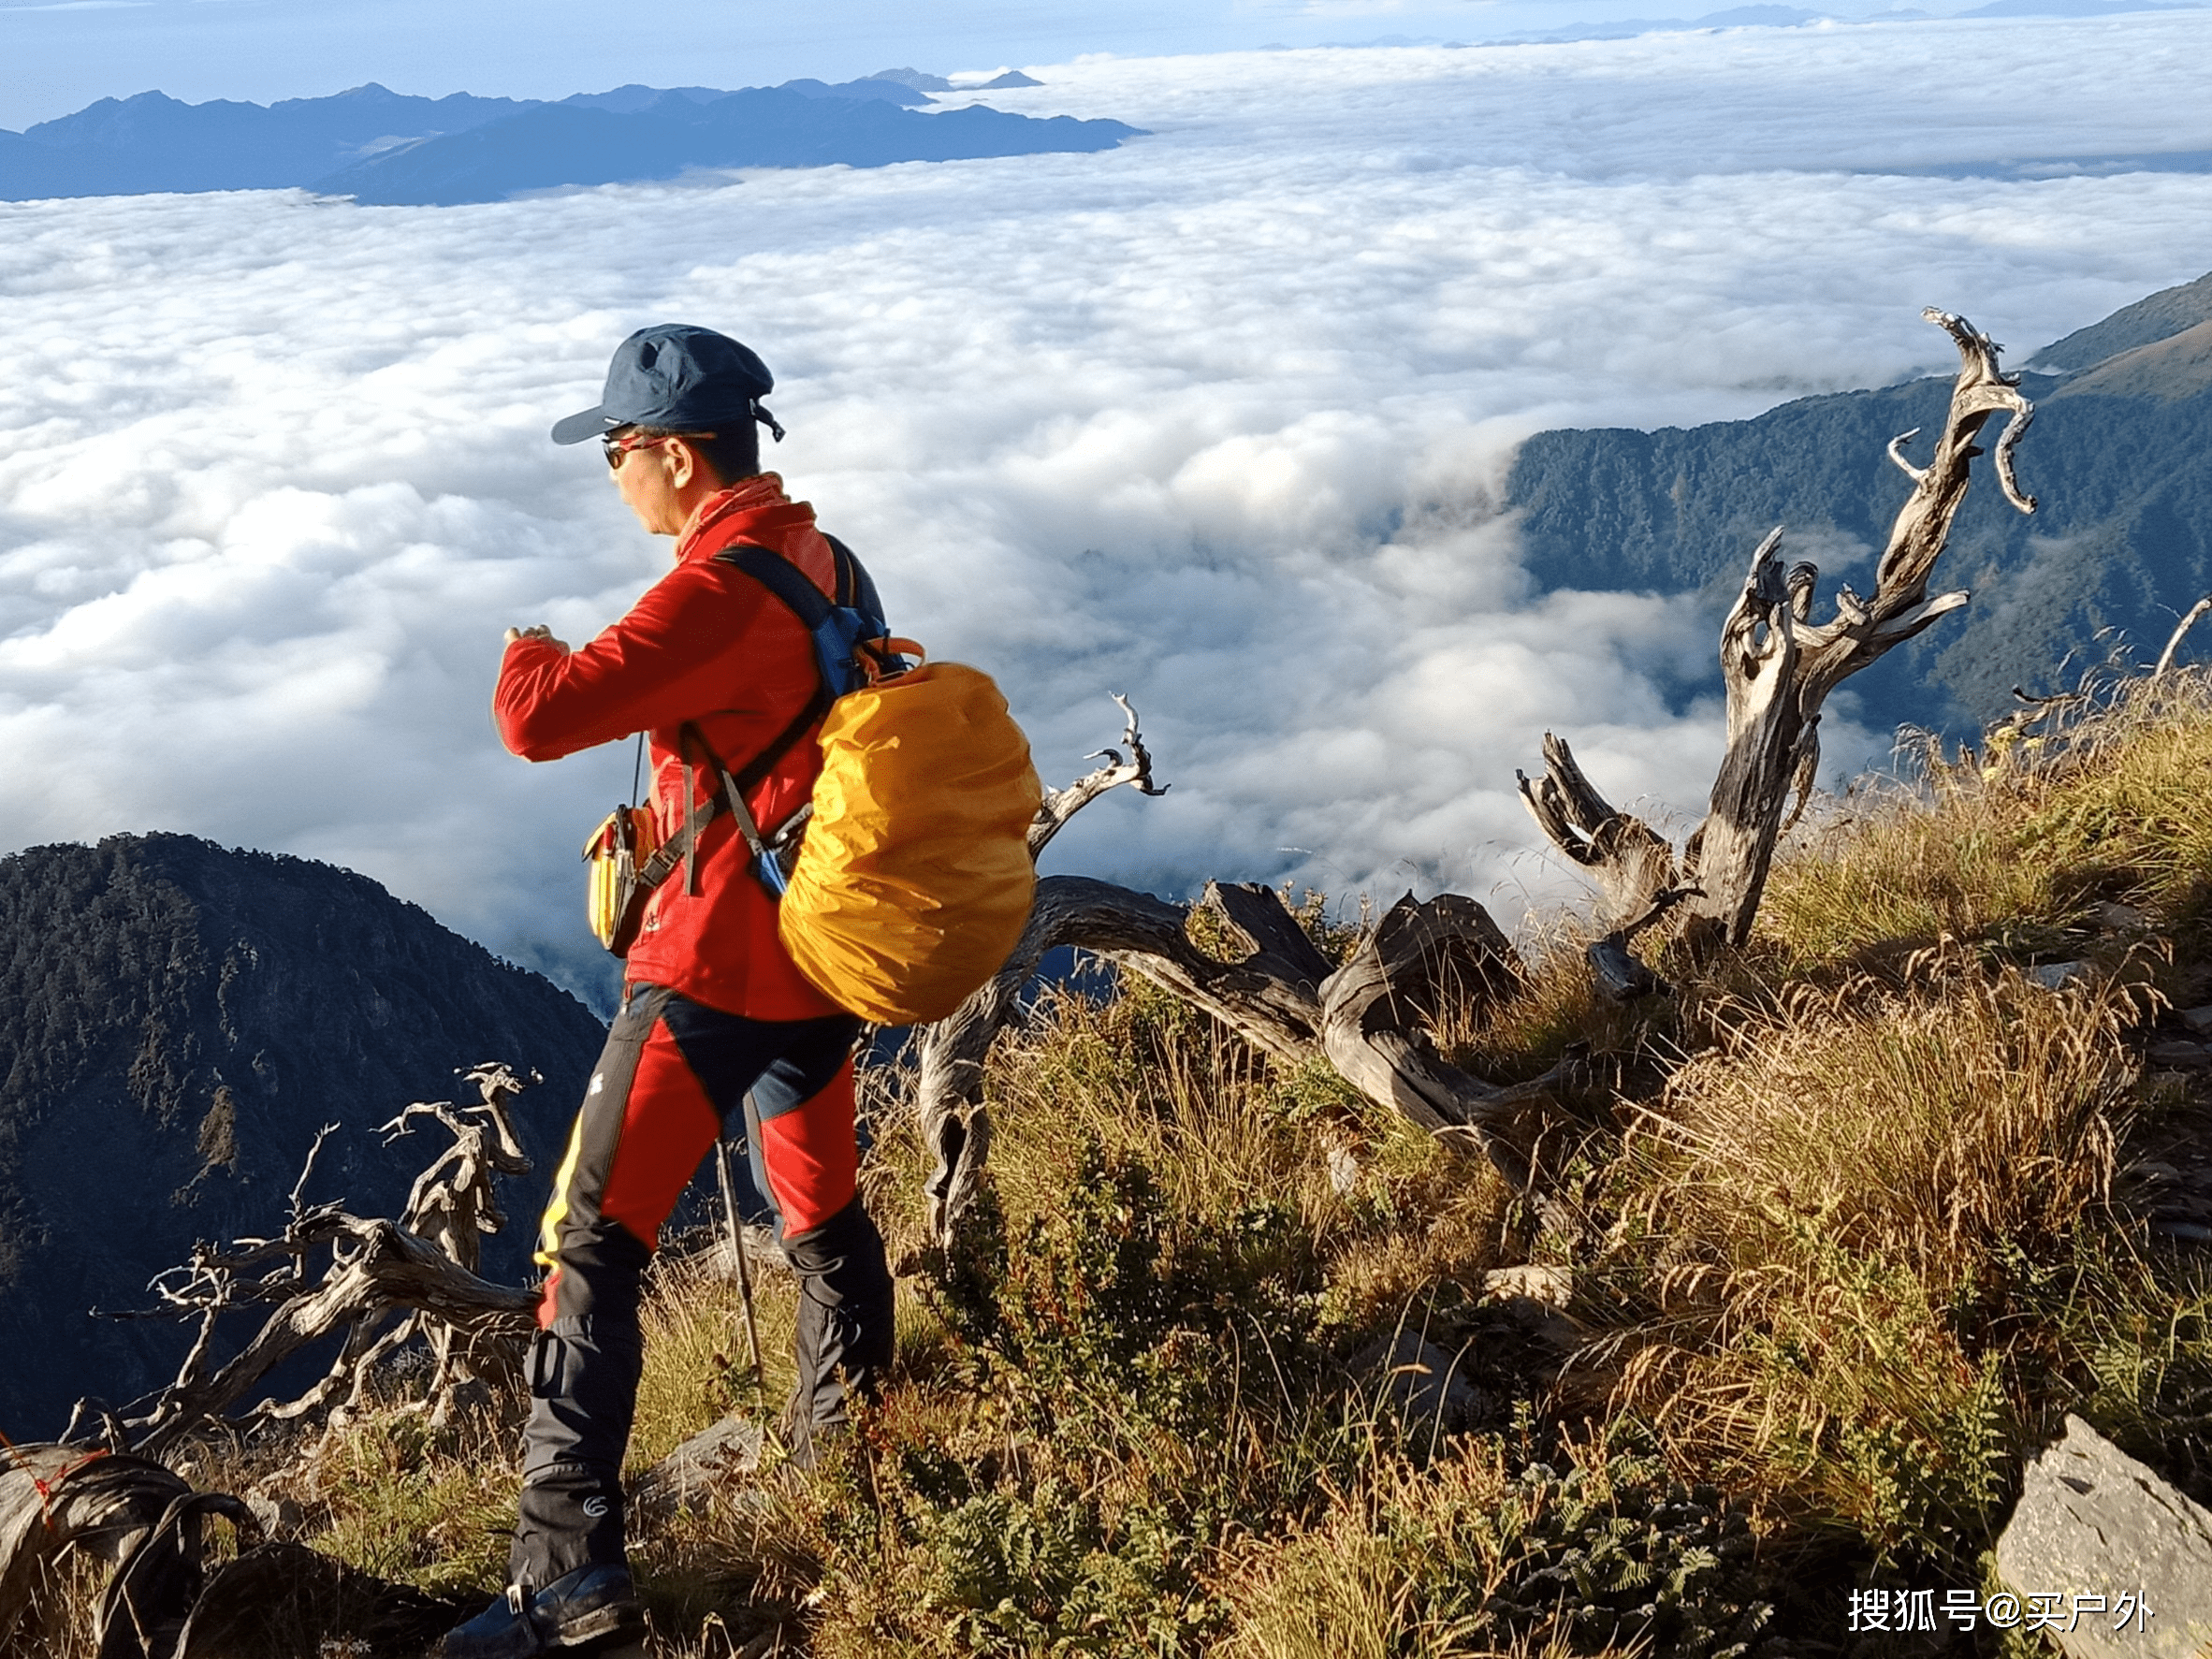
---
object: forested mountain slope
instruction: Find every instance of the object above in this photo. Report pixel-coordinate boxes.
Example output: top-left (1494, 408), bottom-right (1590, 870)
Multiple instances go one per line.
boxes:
top-left (0, 834), bottom-right (605, 1438)
top-left (1506, 270), bottom-right (2212, 733)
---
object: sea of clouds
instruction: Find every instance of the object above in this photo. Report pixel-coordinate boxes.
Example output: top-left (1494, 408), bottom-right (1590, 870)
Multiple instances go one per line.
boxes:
top-left (4, 13), bottom-right (2211, 1006)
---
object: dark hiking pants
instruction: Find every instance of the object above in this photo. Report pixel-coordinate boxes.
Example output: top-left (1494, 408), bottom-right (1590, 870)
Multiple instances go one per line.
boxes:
top-left (510, 982), bottom-right (895, 1588)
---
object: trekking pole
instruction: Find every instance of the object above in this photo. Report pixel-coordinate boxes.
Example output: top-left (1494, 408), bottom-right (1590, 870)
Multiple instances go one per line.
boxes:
top-left (714, 1137), bottom-right (767, 1393)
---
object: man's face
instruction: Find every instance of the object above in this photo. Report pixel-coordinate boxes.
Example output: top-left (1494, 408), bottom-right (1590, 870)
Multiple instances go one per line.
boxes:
top-left (605, 429), bottom-right (696, 537)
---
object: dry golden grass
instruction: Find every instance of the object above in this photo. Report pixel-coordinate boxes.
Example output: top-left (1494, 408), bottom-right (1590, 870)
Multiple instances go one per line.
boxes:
top-left (270, 1404), bottom-right (520, 1596)
top-left (0, 1551), bottom-right (105, 1659)
top-left (632, 1251), bottom-right (799, 1470)
top-left (1591, 913), bottom-right (2159, 1567)
top-left (1636, 962), bottom-right (2130, 1288)
top-left (1760, 667), bottom-right (2212, 975)
top-left (981, 982), bottom-right (1327, 1230)
top-left (28, 672), bottom-right (2212, 1654)
top-left (1217, 1444), bottom-right (1514, 1659)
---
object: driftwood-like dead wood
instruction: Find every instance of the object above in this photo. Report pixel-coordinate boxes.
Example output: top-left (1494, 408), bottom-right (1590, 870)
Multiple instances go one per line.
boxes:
top-left (1522, 308), bottom-right (2039, 963)
top-left (1516, 734), bottom-right (1698, 998)
top-left (0, 1443), bottom-right (257, 1658)
top-left (120, 1209), bottom-right (534, 1458)
top-left (1028, 691), bottom-right (1168, 861)
top-left (1, 1446), bottom-right (461, 1659)
top-left (80, 1065), bottom-right (542, 1458)
top-left (375, 1062), bottom-right (537, 1419)
top-left (1318, 894), bottom-right (1529, 1161)
top-left (916, 866), bottom-right (1559, 1244)
top-left (2154, 595), bottom-right (2212, 678)
top-left (916, 699), bottom-right (1175, 1244)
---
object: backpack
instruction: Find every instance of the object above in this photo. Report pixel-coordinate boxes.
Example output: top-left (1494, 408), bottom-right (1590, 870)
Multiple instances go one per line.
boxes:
top-left (601, 534), bottom-right (1041, 1024)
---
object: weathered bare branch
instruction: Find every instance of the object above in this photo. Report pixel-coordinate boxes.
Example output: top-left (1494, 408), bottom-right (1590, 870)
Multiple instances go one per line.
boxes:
top-left (382, 1063), bottom-right (536, 1275)
top-left (287, 1122), bottom-right (341, 1221)
top-left (917, 700), bottom-right (1179, 1243)
top-left (2154, 596), bottom-right (2212, 678)
top-left (125, 1212), bottom-right (534, 1457)
top-left (87, 1066), bottom-right (544, 1456)
top-left (1517, 732), bottom-right (1693, 998)
top-left (1317, 894), bottom-right (1535, 1185)
top-left (1028, 692), bottom-right (1168, 859)
top-left (1516, 733), bottom-right (1681, 931)
top-left (1523, 307), bottom-right (2040, 956)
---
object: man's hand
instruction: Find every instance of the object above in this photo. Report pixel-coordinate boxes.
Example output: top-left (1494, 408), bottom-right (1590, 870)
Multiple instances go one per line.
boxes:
top-left (504, 623), bottom-right (570, 650)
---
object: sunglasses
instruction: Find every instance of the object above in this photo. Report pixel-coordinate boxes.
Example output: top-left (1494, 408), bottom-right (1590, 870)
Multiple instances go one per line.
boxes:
top-left (601, 430), bottom-right (718, 469)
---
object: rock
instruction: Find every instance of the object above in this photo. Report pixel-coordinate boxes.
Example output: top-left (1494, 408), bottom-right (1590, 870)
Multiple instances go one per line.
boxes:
top-left (1349, 1331), bottom-right (1484, 1448)
top-left (698, 1223), bottom-right (783, 1284)
top-left (1994, 1415), bottom-right (2212, 1659)
top-left (2179, 1005), bottom-right (2212, 1035)
top-left (1483, 1263), bottom-right (1573, 1310)
top-left (2030, 961), bottom-right (2090, 990)
top-left (2147, 1041), bottom-right (2212, 1069)
top-left (1324, 1141), bottom-right (1361, 1196)
top-left (2098, 902), bottom-right (2148, 931)
top-left (629, 1411), bottom-right (764, 1521)
top-left (243, 1490), bottom-right (304, 1539)
top-left (2147, 1040), bottom-right (2211, 1068)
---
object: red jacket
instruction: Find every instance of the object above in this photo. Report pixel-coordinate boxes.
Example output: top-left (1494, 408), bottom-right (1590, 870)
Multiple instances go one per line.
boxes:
top-left (495, 474), bottom-right (846, 1019)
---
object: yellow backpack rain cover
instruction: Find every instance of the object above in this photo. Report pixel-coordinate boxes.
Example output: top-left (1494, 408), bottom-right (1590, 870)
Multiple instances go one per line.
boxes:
top-left (779, 661), bottom-right (1042, 1025)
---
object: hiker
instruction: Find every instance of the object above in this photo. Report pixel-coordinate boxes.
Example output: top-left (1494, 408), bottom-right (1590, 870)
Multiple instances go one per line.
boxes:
top-left (439, 325), bottom-right (895, 1659)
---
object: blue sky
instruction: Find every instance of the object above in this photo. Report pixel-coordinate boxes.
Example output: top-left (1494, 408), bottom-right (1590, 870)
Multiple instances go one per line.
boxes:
top-left (0, 0), bottom-right (1988, 128)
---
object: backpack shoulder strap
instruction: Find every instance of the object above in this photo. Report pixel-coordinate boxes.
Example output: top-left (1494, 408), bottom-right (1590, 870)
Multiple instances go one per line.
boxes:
top-left (629, 535), bottom-right (885, 906)
top-left (719, 542), bottom-right (836, 630)
top-left (821, 531), bottom-right (885, 622)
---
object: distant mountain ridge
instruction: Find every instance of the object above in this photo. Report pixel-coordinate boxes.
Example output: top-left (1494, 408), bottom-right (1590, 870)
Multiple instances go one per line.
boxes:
top-left (0, 74), bottom-right (1139, 207)
top-left (1503, 270), bottom-right (2212, 735)
top-left (2034, 270), bottom-right (2212, 371)
top-left (0, 833), bottom-right (608, 1439)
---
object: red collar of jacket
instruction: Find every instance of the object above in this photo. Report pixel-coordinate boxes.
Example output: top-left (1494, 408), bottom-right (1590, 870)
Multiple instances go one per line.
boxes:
top-left (675, 473), bottom-right (819, 563)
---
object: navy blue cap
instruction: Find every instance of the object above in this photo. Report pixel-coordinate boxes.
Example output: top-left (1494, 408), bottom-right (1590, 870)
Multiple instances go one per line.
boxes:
top-left (551, 324), bottom-right (784, 445)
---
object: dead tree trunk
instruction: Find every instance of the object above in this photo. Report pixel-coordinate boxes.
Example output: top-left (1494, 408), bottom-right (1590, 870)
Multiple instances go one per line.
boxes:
top-left (0, 1443), bottom-right (256, 1657)
top-left (1521, 307), bottom-right (2040, 971)
top-left (912, 703), bottom-right (1567, 1244)
top-left (377, 1062), bottom-right (536, 1421)
top-left (79, 1064), bottom-right (542, 1457)
top-left (915, 697), bottom-right (1169, 1243)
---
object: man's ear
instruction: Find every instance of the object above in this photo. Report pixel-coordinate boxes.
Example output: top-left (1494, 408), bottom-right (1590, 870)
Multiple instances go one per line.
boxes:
top-left (664, 437), bottom-right (700, 489)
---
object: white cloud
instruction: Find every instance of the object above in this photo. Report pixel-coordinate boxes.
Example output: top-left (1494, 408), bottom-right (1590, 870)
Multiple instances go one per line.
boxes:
top-left (4, 14), bottom-right (2211, 1004)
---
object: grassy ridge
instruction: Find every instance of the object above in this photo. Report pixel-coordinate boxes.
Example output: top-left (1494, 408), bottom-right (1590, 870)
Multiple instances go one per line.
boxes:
top-left (15, 675), bottom-right (2212, 1657)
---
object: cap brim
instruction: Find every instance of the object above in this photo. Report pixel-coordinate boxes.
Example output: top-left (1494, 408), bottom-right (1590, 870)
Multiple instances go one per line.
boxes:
top-left (550, 405), bottom-right (619, 445)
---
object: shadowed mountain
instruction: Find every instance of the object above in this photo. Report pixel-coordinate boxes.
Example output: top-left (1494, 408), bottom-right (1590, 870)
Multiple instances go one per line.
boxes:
top-left (318, 90), bottom-right (1139, 207)
top-left (0, 834), bottom-right (607, 1440)
top-left (0, 84), bottom-right (531, 198)
top-left (0, 78), bottom-right (1141, 206)
top-left (1504, 269), bottom-right (2212, 735)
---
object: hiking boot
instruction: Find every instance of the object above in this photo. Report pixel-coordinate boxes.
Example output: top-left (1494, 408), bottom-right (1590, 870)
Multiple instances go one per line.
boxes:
top-left (435, 1564), bottom-right (645, 1657)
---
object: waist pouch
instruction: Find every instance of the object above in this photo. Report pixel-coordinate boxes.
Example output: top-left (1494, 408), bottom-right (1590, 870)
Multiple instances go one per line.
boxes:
top-left (581, 806), bottom-right (662, 955)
